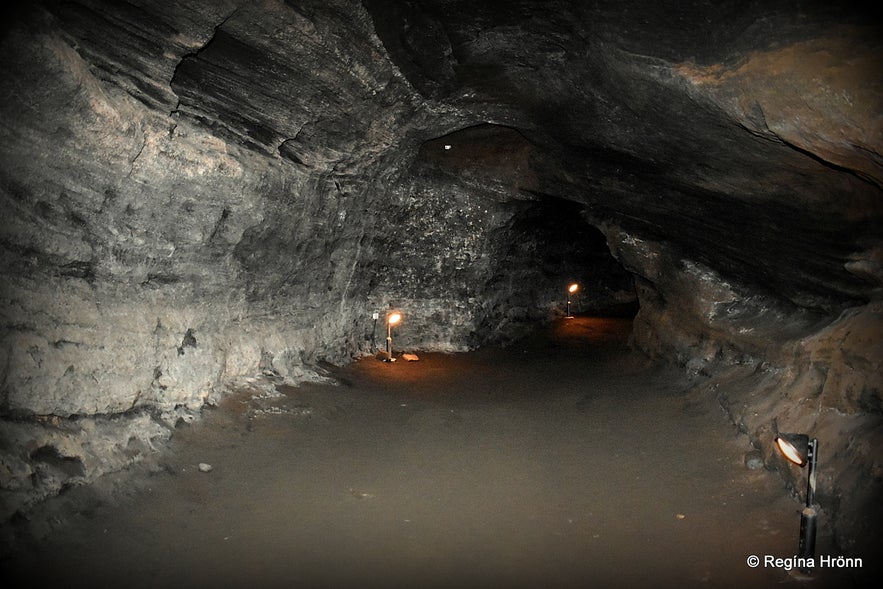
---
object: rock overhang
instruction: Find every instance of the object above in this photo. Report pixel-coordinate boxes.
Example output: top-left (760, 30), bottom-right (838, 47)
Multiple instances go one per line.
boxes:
top-left (1, 0), bottom-right (882, 553)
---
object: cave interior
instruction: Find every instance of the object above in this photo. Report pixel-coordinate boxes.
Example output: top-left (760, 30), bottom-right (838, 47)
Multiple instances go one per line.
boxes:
top-left (0, 0), bottom-right (881, 580)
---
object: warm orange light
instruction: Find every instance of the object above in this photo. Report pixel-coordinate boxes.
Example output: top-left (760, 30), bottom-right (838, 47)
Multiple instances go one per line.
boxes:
top-left (388, 312), bottom-right (401, 326)
top-left (568, 283), bottom-right (579, 293)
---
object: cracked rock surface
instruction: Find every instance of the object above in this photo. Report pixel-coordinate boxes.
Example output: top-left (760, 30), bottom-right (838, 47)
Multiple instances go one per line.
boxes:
top-left (1, 0), bottom-right (880, 555)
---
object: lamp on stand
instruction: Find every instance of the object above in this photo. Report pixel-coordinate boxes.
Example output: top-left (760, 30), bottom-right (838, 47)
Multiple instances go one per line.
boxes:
top-left (385, 311), bottom-right (402, 362)
top-left (566, 283), bottom-right (579, 318)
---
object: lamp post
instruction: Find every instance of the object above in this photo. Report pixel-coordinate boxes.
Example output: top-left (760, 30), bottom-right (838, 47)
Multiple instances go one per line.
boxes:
top-left (385, 311), bottom-right (401, 362)
top-left (566, 283), bottom-right (579, 318)
top-left (775, 433), bottom-right (819, 574)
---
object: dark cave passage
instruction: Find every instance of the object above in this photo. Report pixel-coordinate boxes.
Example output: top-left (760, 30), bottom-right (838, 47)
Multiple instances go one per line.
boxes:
top-left (1, 1), bottom-right (881, 587)
top-left (497, 194), bottom-right (640, 320)
top-left (4, 318), bottom-right (852, 589)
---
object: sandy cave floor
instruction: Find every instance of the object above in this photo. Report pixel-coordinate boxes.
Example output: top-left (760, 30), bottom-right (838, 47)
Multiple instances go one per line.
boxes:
top-left (1, 317), bottom-right (869, 588)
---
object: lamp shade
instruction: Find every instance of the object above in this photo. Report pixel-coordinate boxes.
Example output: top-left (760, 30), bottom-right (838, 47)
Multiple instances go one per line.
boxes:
top-left (775, 433), bottom-right (811, 467)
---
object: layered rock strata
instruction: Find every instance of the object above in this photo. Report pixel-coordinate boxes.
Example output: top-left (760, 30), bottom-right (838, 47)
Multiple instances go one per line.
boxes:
top-left (0, 0), bottom-right (880, 558)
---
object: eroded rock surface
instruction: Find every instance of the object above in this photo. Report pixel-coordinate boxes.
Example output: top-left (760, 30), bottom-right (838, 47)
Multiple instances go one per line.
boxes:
top-left (1, 0), bottom-right (880, 555)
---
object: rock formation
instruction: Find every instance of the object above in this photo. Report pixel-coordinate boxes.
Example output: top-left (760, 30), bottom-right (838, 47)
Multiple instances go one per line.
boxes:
top-left (1, 0), bottom-right (880, 555)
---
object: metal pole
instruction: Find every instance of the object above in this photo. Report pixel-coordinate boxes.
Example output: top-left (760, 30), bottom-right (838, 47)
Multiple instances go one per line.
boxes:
top-left (806, 438), bottom-right (818, 507)
top-left (386, 320), bottom-right (392, 360)
top-left (797, 438), bottom-right (819, 573)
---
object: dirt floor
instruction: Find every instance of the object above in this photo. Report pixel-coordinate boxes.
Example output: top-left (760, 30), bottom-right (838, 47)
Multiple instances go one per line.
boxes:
top-left (1, 318), bottom-right (870, 588)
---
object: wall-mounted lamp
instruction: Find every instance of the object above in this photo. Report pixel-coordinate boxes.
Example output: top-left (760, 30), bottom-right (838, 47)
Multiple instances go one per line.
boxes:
top-left (385, 311), bottom-right (402, 362)
top-left (566, 283), bottom-right (579, 318)
top-left (775, 432), bottom-right (819, 574)
top-left (444, 144), bottom-right (452, 150)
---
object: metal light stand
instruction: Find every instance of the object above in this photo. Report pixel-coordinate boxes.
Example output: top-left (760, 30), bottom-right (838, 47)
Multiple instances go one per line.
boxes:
top-left (385, 318), bottom-right (395, 362)
top-left (566, 284), bottom-right (578, 318)
top-left (798, 438), bottom-right (819, 573)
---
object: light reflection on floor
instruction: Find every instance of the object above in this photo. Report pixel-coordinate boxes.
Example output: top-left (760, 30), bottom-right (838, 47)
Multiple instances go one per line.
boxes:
top-left (3, 317), bottom-right (862, 589)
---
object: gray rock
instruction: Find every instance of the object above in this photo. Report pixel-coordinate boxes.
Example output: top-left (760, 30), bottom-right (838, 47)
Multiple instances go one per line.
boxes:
top-left (744, 450), bottom-right (765, 471)
top-left (0, 0), bottom-right (879, 556)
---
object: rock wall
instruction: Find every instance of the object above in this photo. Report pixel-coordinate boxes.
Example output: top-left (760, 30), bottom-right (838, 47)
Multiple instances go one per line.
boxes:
top-left (1, 0), bottom-right (880, 557)
top-left (604, 223), bottom-right (883, 557)
top-left (0, 0), bottom-right (629, 524)
top-left (369, 128), bottom-right (636, 353)
top-left (0, 0), bottom-right (396, 522)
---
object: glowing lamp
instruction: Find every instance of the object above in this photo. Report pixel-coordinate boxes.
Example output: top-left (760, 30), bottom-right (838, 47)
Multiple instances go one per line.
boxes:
top-left (774, 432), bottom-right (819, 575)
top-left (385, 311), bottom-right (402, 362)
top-left (566, 283), bottom-right (579, 318)
top-left (776, 433), bottom-right (810, 467)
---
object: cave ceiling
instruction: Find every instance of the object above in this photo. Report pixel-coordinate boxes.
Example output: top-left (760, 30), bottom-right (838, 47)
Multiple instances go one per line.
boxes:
top-left (3, 0), bottom-right (882, 313)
